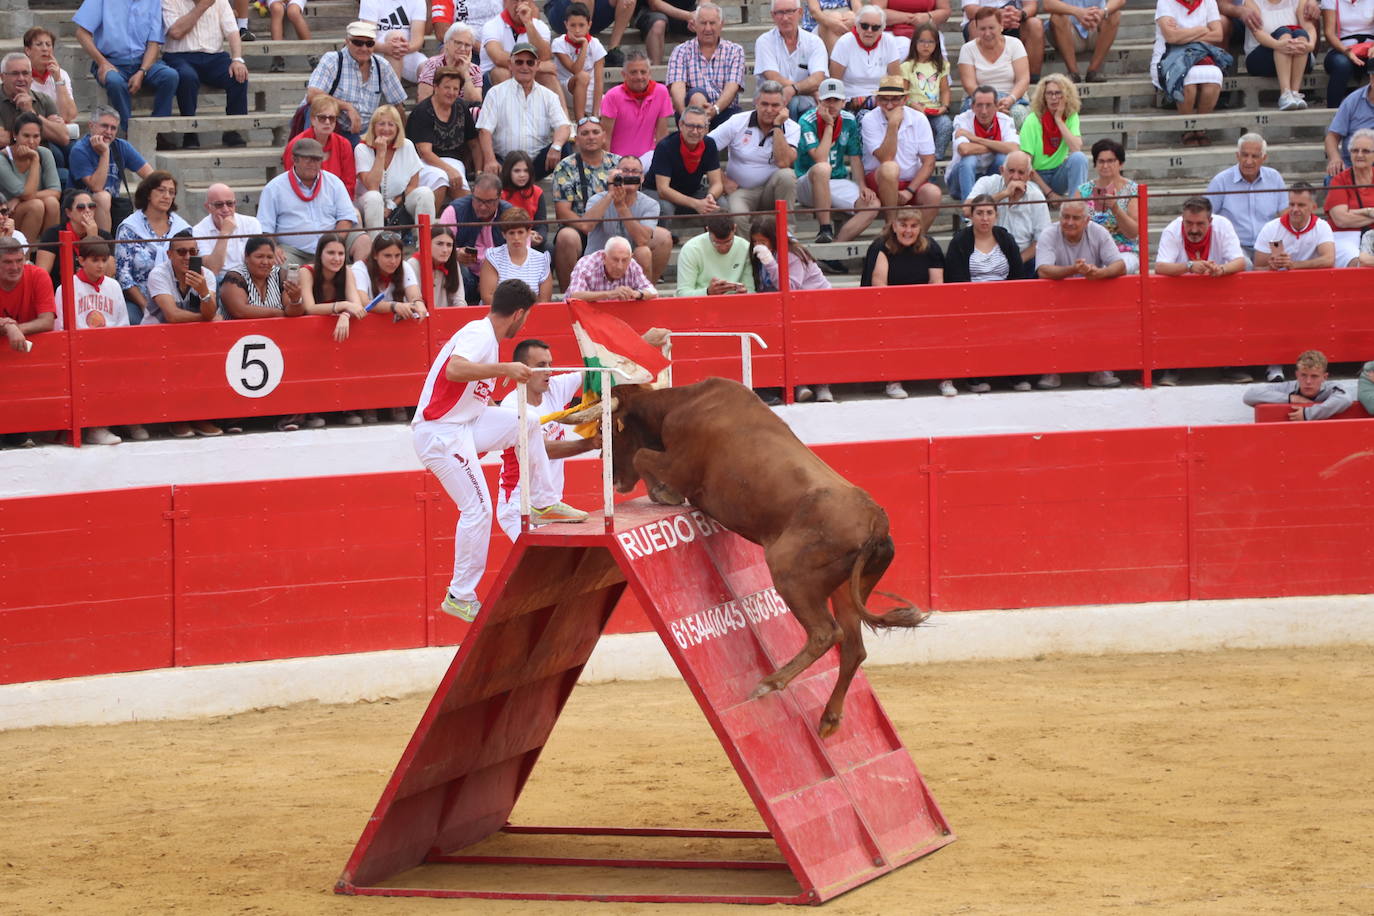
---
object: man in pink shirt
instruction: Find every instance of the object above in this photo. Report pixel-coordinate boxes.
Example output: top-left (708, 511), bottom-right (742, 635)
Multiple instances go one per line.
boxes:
top-left (599, 50), bottom-right (673, 158)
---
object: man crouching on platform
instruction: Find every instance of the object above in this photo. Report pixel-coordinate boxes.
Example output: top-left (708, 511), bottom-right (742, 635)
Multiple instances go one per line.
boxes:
top-left (1242, 349), bottom-right (1353, 421)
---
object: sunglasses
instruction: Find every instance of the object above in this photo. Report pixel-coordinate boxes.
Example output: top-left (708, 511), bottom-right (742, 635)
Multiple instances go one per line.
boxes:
top-left (70, 202), bottom-right (95, 210)
top-left (170, 247), bottom-right (198, 257)
top-left (209, 199), bottom-right (236, 208)
top-left (350, 38), bottom-right (375, 47)
top-left (313, 113), bottom-right (337, 122)
top-left (858, 22), bottom-right (882, 31)
top-left (576, 116), bottom-right (599, 127)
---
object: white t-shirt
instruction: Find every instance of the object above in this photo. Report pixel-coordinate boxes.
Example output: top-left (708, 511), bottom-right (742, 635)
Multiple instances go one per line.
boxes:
top-left (1253, 214), bottom-right (1336, 263)
top-left (948, 109), bottom-right (1018, 175)
top-left (414, 317), bottom-right (500, 424)
top-left (143, 258), bottom-right (218, 324)
top-left (708, 110), bottom-right (803, 188)
top-left (192, 212), bottom-right (263, 279)
top-left (1245, 0), bottom-right (1308, 54)
top-left (1321, 0), bottom-right (1374, 38)
top-left (350, 259), bottom-right (420, 298)
top-left (829, 32), bottom-right (909, 99)
top-left (1155, 214), bottom-right (1245, 265)
top-left (551, 35), bottom-right (607, 110)
top-left (1151, 0), bottom-right (1222, 86)
top-left (54, 273), bottom-right (127, 330)
top-left (360, 0), bottom-right (427, 38)
top-left (861, 106), bottom-right (935, 178)
top-left (496, 371), bottom-right (583, 502)
top-left (957, 35), bottom-right (1027, 97)
top-left (353, 139), bottom-right (425, 201)
top-left (479, 16), bottom-right (553, 77)
top-left (753, 27), bottom-right (829, 81)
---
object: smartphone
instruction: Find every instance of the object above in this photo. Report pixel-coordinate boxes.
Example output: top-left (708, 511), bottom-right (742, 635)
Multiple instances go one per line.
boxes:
top-left (463, 246), bottom-right (478, 256)
top-left (189, 255), bottom-right (202, 274)
top-left (286, 263), bottom-right (300, 286)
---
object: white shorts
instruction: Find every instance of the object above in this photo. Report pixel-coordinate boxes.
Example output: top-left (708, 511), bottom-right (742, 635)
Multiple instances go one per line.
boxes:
top-left (1332, 228), bottom-right (1362, 267)
top-left (419, 158), bottom-right (468, 192)
top-left (1183, 64), bottom-right (1224, 87)
top-left (271, 0), bottom-right (308, 8)
top-left (796, 172), bottom-right (861, 210)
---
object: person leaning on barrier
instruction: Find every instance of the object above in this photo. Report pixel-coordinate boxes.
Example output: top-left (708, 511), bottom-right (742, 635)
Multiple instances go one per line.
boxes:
top-left (1358, 359), bottom-right (1374, 414)
top-left (160, 0), bottom-right (251, 150)
top-left (579, 156), bottom-right (673, 283)
top-left (756, 0), bottom-right (830, 121)
top-left (795, 78), bottom-right (880, 245)
top-left (709, 80), bottom-right (800, 233)
top-left (54, 239), bottom-right (131, 445)
top-left (645, 105), bottom-right (724, 229)
top-left (1254, 183), bottom-right (1335, 272)
top-left (258, 138), bottom-right (369, 265)
top-left (73, 0), bottom-right (180, 139)
top-left (1035, 197), bottom-right (1125, 388)
top-left (476, 42), bottom-right (572, 181)
top-left (304, 22), bottom-right (407, 142)
top-left (565, 234), bottom-right (658, 300)
top-left (0, 236), bottom-right (55, 354)
top-left (220, 235), bottom-right (303, 319)
top-left (551, 118), bottom-right (622, 289)
top-left (146, 228), bottom-right (218, 327)
top-left (861, 76), bottom-right (942, 232)
top-left (1043, 0), bottom-right (1123, 83)
top-left (967, 149), bottom-right (1049, 277)
top-left (1206, 132), bottom-right (1287, 261)
top-left (944, 192), bottom-right (1025, 393)
top-left (676, 215), bottom-right (754, 298)
top-left (666, 2), bottom-right (746, 128)
top-left (861, 207), bottom-right (945, 399)
top-left (407, 224), bottom-right (466, 308)
top-left (946, 84), bottom-right (1020, 203)
top-left (481, 208), bottom-right (553, 303)
top-left (1076, 137), bottom-right (1139, 274)
top-left (411, 68), bottom-right (480, 214)
top-left (192, 183), bottom-right (263, 282)
top-left (1242, 349), bottom-right (1353, 420)
top-left (301, 233), bottom-right (367, 350)
top-left (34, 189), bottom-right (113, 291)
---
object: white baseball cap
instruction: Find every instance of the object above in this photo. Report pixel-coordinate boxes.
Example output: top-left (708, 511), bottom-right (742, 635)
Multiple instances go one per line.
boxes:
top-left (818, 78), bottom-right (845, 101)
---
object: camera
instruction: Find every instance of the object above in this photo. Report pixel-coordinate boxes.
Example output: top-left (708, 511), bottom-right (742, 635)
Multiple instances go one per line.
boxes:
top-left (613, 175), bottom-right (641, 187)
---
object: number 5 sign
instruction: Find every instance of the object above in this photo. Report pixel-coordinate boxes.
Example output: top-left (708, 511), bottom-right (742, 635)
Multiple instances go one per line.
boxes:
top-left (226, 335), bottom-right (285, 398)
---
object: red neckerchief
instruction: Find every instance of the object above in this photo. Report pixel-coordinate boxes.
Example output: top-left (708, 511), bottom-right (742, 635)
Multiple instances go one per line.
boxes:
top-left (563, 35), bottom-right (586, 50)
top-left (1176, 0), bottom-right (1204, 12)
top-left (1280, 211), bottom-right (1318, 237)
top-left (625, 79), bottom-right (658, 102)
top-left (434, 263), bottom-right (449, 276)
top-left (827, 115), bottom-right (843, 144)
top-left (851, 28), bottom-right (881, 53)
top-left (76, 268), bottom-right (99, 287)
top-left (973, 114), bottom-right (1001, 141)
top-left (1040, 109), bottom-right (1062, 156)
top-left (287, 167), bottom-right (323, 202)
top-left (378, 271), bottom-right (394, 288)
top-left (680, 134), bottom-right (705, 172)
top-left (501, 9), bottom-right (526, 35)
top-left (1182, 223), bottom-right (1212, 261)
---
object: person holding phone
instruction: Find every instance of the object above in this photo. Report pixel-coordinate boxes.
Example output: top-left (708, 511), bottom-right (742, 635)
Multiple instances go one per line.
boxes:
top-left (675, 215), bottom-right (755, 298)
top-left (145, 230), bottom-right (224, 437)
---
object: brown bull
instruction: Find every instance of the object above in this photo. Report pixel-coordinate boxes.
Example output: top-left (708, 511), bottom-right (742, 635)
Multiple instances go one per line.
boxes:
top-left (577, 377), bottom-right (927, 738)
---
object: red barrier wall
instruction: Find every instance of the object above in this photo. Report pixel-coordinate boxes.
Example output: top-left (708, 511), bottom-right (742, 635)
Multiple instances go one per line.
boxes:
top-left (5, 418), bottom-right (1373, 687)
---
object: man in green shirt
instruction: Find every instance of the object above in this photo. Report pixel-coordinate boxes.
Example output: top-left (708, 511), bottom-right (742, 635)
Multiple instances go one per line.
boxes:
top-left (675, 215), bottom-right (754, 297)
top-left (794, 77), bottom-right (878, 243)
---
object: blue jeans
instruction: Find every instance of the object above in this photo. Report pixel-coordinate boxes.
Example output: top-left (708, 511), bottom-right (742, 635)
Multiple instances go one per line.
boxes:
top-left (947, 151), bottom-right (1005, 201)
top-left (163, 51), bottom-right (249, 118)
top-left (95, 60), bottom-right (179, 131)
top-left (1323, 43), bottom-right (1374, 109)
top-left (788, 94), bottom-right (817, 121)
top-left (926, 112), bottom-right (953, 160)
top-left (1036, 151), bottom-right (1089, 196)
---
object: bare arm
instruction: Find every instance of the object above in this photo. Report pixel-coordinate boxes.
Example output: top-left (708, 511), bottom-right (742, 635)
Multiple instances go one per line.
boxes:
top-left (167, 0), bottom-right (215, 40)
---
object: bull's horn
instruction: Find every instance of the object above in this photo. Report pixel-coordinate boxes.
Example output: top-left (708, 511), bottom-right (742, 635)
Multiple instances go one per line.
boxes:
top-left (554, 395), bottom-right (617, 426)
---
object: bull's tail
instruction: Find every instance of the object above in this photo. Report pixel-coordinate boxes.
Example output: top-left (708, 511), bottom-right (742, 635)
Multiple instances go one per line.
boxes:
top-left (849, 534), bottom-right (930, 631)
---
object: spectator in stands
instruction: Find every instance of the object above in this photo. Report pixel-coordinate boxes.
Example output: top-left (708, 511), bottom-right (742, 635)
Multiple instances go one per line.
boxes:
top-left (355, 103), bottom-right (437, 240)
top-left (192, 184), bottom-right (262, 281)
top-left (0, 117), bottom-right (61, 244)
top-left (804, 0), bottom-right (861, 54)
top-left (944, 194), bottom-right (1023, 393)
top-left (1036, 197), bottom-right (1125, 387)
top-left (259, 138), bottom-right (366, 264)
top-left (67, 107), bottom-right (153, 234)
top-left (351, 230), bottom-right (428, 324)
top-left (1151, 0), bottom-right (1228, 147)
top-left (1, 52), bottom-right (71, 178)
top-left (1255, 183), bottom-right (1335, 273)
top-left (962, 1), bottom-right (1045, 81)
top-left (55, 239), bottom-right (129, 445)
top-left (1326, 127), bottom-right (1374, 266)
top-left (565, 234), bottom-right (658, 299)
top-left (0, 194), bottom-right (28, 253)
top-left (23, 28), bottom-right (80, 127)
top-left (440, 172), bottom-right (511, 302)
top-left (551, 4), bottom-right (607, 122)
top-left (750, 214), bottom-right (831, 403)
top-left (481, 209), bottom-right (553, 302)
top-left (646, 105), bottom-right (725, 227)
top-left (1359, 359), bottom-right (1374, 412)
top-left (1076, 137), bottom-right (1139, 274)
top-left (74, 0), bottom-right (180, 138)
top-left (116, 170), bottom-right (192, 326)
top-left (406, 225), bottom-right (465, 308)
top-left (1241, 0), bottom-right (1317, 110)
top-left (947, 84), bottom-right (1019, 203)
top-left (1325, 71), bottom-right (1374, 176)
top-left (1022, 74), bottom-right (1089, 203)
top-left (667, 3), bottom-right (746, 127)
top-left (677, 215), bottom-right (754, 297)
top-left (145, 228), bottom-right (219, 329)
top-left (1243, 349), bottom-right (1353, 419)
top-left (795, 79), bottom-right (880, 244)
top-left (477, 43), bottom-right (572, 181)
top-left (829, 5), bottom-right (907, 113)
top-left (285, 96), bottom-right (359, 198)
top-left (967, 150), bottom-right (1048, 277)
top-left (581, 156), bottom-right (673, 282)
top-left (34, 189), bottom-right (115, 291)
top-left (417, 24), bottom-right (483, 104)
top-left (552, 118), bottom-right (622, 287)
top-left (0, 236), bottom-right (54, 354)
top-left (481, 0), bottom-right (557, 90)
top-left (710, 81), bottom-right (800, 231)
top-left (305, 22), bottom-right (406, 142)
top-left (757, 0), bottom-right (830, 121)
top-left (222, 235), bottom-right (300, 317)
top-left (900, 23), bottom-right (953, 158)
top-left (888, 0), bottom-right (952, 38)
top-left (1153, 197), bottom-right (1245, 386)
top-left (958, 6), bottom-right (1032, 127)
top-left (231, 0), bottom-right (256, 42)
top-left (1044, 0), bottom-right (1123, 82)
top-left (626, 0), bottom-right (680, 66)
top-left (1321, 0), bottom-right (1374, 110)
top-left (362, 0), bottom-right (429, 82)
top-left (161, 0), bottom-right (250, 149)
top-left (862, 77), bottom-right (942, 231)
top-left (1206, 132), bottom-right (1286, 260)
top-left (501, 150), bottom-right (549, 246)
top-left (409, 70), bottom-right (477, 215)
top-left (601, 51), bottom-right (674, 159)
top-left (299, 233), bottom-right (366, 354)
top-left (862, 207), bottom-right (944, 399)
top-left (547, 0), bottom-right (640, 69)
top-left (266, 0), bottom-right (312, 55)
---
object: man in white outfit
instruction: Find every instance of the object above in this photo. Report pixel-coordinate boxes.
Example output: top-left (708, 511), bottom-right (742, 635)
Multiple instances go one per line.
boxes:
top-left (412, 278), bottom-right (588, 621)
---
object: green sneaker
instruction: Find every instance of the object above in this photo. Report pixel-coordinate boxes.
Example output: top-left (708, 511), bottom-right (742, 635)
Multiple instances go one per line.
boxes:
top-left (532, 501), bottom-right (590, 523)
top-left (440, 593), bottom-right (479, 622)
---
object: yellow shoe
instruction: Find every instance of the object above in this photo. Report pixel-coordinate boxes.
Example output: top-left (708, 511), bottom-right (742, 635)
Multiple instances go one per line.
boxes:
top-left (532, 501), bottom-right (589, 523)
top-left (440, 593), bottom-right (479, 621)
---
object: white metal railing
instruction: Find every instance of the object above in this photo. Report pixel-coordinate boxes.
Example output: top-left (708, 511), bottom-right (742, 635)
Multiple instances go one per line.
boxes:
top-left (662, 332), bottom-right (768, 389)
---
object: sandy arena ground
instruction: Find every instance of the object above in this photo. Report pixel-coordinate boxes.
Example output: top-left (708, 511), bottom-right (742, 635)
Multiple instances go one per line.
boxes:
top-left (2, 645), bottom-right (1373, 915)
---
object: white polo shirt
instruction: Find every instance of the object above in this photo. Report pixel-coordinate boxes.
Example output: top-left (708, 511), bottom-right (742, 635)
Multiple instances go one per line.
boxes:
top-left (1155, 214), bottom-right (1245, 265)
top-left (948, 109), bottom-right (1018, 176)
top-left (1253, 214), bottom-right (1336, 263)
top-left (861, 105), bottom-right (935, 179)
top-left (753, 27), bottom-right (829, 82)
top-left (708, 110), bottom-right (802, 188)
top-left (829, 32), bottom-right (909, 99)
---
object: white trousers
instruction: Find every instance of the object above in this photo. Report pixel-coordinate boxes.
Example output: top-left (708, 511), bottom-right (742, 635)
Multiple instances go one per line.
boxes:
top-left (419, 158), bottom-right (469, 193)
top-left (413, 408), bottom-right (559, 601)
top-left (357, 185), bottom-right (436, 238)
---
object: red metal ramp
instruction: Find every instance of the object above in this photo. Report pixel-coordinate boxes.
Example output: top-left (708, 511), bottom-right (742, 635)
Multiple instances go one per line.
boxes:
top-left (337, 499), bottom-right (952, 905)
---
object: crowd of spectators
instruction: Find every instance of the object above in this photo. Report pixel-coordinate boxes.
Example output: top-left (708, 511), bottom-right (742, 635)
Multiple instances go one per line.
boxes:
top-left (5, 0), bottom-right (1374, 442)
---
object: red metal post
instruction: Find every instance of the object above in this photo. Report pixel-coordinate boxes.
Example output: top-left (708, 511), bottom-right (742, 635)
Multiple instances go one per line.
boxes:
top-left (60, 230), bottom-right (79, 447)
top-left (775, 200), bottom-right (793, 405)
top-left (418, 212), bottom-right (435, 354)
top-left (1137, 184), bottom-right (1152, 389)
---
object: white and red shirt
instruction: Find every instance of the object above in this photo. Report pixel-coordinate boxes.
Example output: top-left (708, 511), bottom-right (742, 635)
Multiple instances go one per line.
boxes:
top-left (1155, 214), bottom-right (1245, 265)
top-left (496, 370), bottom-right (583, 500)
top-left (414, 317), bottom-right (500, 424)
top-left (1253, 213), bottom-right (1335, 263)
top-left (54, 272), bottom-right (127, 330)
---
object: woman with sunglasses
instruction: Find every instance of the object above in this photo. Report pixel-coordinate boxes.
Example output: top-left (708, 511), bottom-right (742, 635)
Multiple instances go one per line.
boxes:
top-left (406, 225), bottom-right (464, 308)
top-left (35, 188), bottom-right (115, 290)
top-left (829, 5), bottom-right (907, 112)
top-left (115, 170), bottom-right (192, 326)
top-left (284, 95), bottom-right (358, 198)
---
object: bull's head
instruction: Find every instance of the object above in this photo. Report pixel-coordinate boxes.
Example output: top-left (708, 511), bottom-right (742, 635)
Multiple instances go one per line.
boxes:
top-left (557, 384), bottom-right (659, 493)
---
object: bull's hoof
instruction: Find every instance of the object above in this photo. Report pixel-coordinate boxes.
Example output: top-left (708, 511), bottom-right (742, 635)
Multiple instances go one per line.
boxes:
top-left (750, 679), bottom-right (782, 700)
top-left (818, 713), bottom-right (842, 739)
top-left (648, 485), bottom-right (685, 506)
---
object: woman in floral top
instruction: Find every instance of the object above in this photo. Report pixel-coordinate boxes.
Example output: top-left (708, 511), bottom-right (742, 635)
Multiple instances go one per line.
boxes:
top-left (115, 171), bottom-right (191, 325)
top-left (1075, 137), bottom-right (1140, 274)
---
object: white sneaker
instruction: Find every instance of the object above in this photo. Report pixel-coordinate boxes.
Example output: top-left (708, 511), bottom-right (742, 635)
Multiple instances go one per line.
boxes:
top-left (1292, 91), bottom-right (1307, 109)
top-left (939, 379), bottom-right (957, 397)
top-left (304, 414), bottom-right (327, 429)
top-left (1266, 365), bottom-right (1285, 383)
top-left (1157, 370), bottom-right (1179, 387)
top-left (124, 424), bottom-right (150, 441)
top-left (885, 382), bottom-right (908, 399)
top-left (968, 380), bottom-right (991, 393)
top-left (1088, 370), bottom-right (1121, 387)
top-left (83, 426), bottom-right (121, 445)
top-left (795, 385), bottom-right (814, 402)
top-left (1012, 379), bottom-right (1033, 392)
top-left (1036, 373), bottom-right (1061, 390)
top-left (814, 384), bottom-right (833, 402)
top-left (1278, 91), bottom-right (1298, 111)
